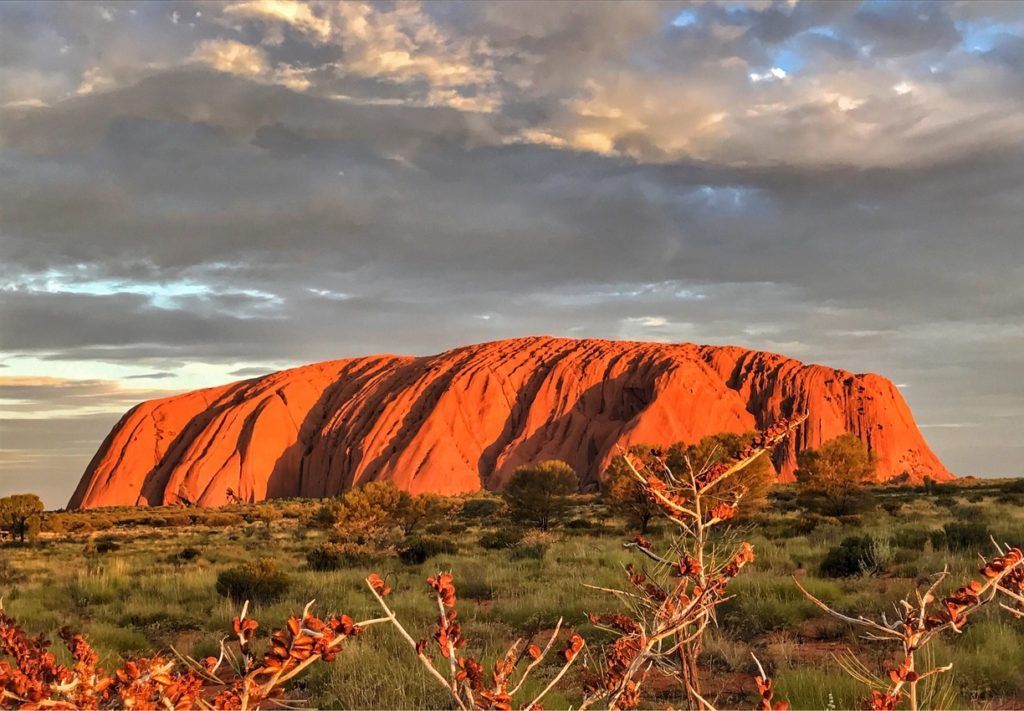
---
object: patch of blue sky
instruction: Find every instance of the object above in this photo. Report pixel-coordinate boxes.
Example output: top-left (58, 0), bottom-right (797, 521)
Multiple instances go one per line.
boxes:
top-left (806, 26), bottom-right (839, 40)
top-left (773, 47), bottom-right (804, 75)
top-left (671, 9), bottom-right (698, 28)
top-left (958, 20), bottom-right (1021, 53)
top-left (0, 354), bottom-right (290, 393)
top-left (5, 270), bottom-right (281, 309)
top-left (689, 184), bottom-right (765, 212)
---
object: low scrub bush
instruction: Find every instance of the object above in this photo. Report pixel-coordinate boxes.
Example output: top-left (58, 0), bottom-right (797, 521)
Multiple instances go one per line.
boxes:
top-left (478, 527), bottom-right (524, 550)
top-left (94, 538), bottom-right (120, 554)
top-left (879, 499), bottom-right (904, 516)
top-left (755, 514), bottom-right (820, 539)
top-left (398, 535), bottom-right (459, 564)
top-left (891, 526), bottom-right (931, 551)
top-left (458, 495), bottom-right (506, 520)
top-left (175, 546), bottom-right (202, 562)
top-left (215, 558), bottom-right (290, 604)
top-left (932, 520), bottom-right (992, 551)
top-left (819, 535), bottom-right (885, 578)
top-left (508, 530), bottom-right (553, 560)
top-left (306, 542), bottom-right (379, 571)
top-left (198, 511), bottom-right (247, 527)
top-left (422, 521), bottom-right (461, 535)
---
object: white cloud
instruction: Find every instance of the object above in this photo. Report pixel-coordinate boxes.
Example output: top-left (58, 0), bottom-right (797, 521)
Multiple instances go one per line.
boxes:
top-left (749, 67), bottom-right (788, 83)
top-left (190, 39), bottom-right (267, 77)
top-left (223, 0), bottom-right (332, 41)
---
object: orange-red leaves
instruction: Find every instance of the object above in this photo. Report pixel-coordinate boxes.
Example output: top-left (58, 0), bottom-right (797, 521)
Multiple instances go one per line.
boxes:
top-left (562, 633), bottom-right (584, 662)
top-left (367, 573), bottom-right (392, 597)
top-left (427, 572), bottom-right (457, 607)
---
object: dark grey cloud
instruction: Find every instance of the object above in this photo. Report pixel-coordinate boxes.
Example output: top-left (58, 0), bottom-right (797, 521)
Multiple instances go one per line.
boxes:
top-left (846, 1), bottom-right (960, 57)
top-left (2, 0), bottom-right (1024, 507)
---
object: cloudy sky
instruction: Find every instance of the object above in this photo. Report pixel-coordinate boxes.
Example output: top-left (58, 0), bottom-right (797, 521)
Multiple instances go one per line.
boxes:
top-left (2, 0), bottom-right (1024, 507)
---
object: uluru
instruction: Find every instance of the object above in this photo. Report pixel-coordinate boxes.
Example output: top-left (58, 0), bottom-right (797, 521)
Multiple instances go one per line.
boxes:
top-left (68, 337), bottom-right (952, 509)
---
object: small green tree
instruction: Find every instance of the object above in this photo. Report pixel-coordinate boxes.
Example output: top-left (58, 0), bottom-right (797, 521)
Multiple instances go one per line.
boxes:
top-left (331, 480), bottom-right (405, 546)
top-left (0, 494), bottom-right (43, 543)
top-left (395, 492), bottom-right (450, 536)
top-left (602, 445), bottom-right (662, 534)
top-left (502, 460), bottom-right (578, 530)
top-left (795, 434), bottom-right (875, 515)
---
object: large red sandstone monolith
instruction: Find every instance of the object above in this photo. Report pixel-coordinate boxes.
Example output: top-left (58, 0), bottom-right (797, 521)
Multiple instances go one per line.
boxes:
top-left (68, 337), bottom-right (952, 508)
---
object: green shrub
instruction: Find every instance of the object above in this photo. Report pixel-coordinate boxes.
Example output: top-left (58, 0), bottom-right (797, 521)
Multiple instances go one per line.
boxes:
top-left (931, 521), bottom-right (991, 551)
top-left (168, 546), bottom-right (202, 564)
top-left (796, 488), bottom-right (876, 517)
top-left (509, 531), bottom-right (552, 560)
top-left (950, 504), bottom-right (985, 521)
top-left (95, 538), bottom-right (120, 554)
top-left (891, 527), bottom-right (931, 550)
top-left (511, 543), bottom-right (547, 560)
top-left (398, 536), bottom-right (459, 564)
top-left (199, 512), bottom-right (247, 528)
top-left (755, 514), bottom-right (820, 539)
top-left (215, 558), bottom-right (290, 604)
top-left (306, 542), bottom-right (379, 571)
top-left (502, 461), bottom-right (578, 530)
top-left (478, 528), bottom-right (524, 550)
top-left (458, 496), bottom-right (506, 520)
top-left (1001, 479), bottom-right (1024, 494)
top-left (880, 500), bottom-right (903, 516)
top-left (456, 575), bottom-right (495, 601)
top-left (819, 535), bottom-right (880, 578)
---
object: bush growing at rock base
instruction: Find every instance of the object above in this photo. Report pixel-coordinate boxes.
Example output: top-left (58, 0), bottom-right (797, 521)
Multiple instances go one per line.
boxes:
top-left (502, 460), bottom-right (578, 530)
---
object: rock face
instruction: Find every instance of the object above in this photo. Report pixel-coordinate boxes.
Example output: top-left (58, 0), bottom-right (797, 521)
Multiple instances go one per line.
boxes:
top-left (68, 337), bottom-right (952, 508)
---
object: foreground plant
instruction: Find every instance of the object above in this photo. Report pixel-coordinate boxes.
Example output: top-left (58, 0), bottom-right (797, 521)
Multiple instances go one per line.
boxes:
top-left (365, 571), bottom-right (584, 710)
top-left (581, 415), bottom-right (807, 710)
top-left (0, 599), bottom-right (387, 709)
top-left (794, 544), bottom-right (1024, 710)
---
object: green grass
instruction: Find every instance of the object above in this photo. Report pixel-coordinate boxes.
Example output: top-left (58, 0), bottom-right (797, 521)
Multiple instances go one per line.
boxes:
top-left (3, 484), bottom-right (1024, 708)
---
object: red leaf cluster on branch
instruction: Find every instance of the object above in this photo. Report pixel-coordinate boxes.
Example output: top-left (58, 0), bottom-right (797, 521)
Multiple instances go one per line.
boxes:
top-left (365, 571), bottom-right (584, 711)
top-left (0, 598), bottom-right (369, 710)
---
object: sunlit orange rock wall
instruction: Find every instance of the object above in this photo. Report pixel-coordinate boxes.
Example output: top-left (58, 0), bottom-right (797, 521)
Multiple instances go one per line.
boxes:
top-left (68, 337), bottom-right (952, 508)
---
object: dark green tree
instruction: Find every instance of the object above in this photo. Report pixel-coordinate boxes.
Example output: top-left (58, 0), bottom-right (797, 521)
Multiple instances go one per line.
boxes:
top-left (602, 445), bottom-right (663, 534)
top-left (502, 460), bottom-right (579, 530)
top-left (0, 494), bottom-right (43, 543)
top-left (795, 434), bottom-right (875, 515)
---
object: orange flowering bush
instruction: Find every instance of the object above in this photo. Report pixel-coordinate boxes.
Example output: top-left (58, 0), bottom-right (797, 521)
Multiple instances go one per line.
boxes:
top-left (0, 598), bottom-right (386, 710)
top-left (579, 415), bottom-right (807, 710)
top-left (365, 571), bottom-right (584, 710)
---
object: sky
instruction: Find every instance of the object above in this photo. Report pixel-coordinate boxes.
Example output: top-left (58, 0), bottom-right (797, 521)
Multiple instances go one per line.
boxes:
top-left (2, 0), bottom-right (1024, 508)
